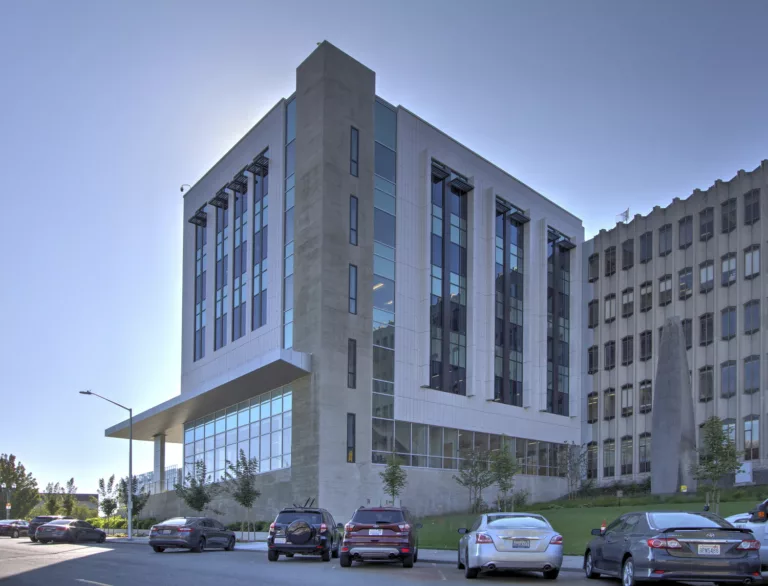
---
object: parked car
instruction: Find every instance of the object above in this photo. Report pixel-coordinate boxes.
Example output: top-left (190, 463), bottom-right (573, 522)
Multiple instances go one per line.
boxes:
top-left (0, 520), bottom-right (29, 538)
top-left (28, 515), bottom-right (74, 542)
top-left (36, 519), bottom-right (106, 544)
top-left (149, 517), bottom-right (235, 553)
top-left (726, 506), bottom-right (768, 568)
top-left (457, 512), bottom-right (562, 579)
top-left (267, 507), bottom-right (342, 562)
top-left (583, 510), bottom-right (762, 585)
top-left (340, 506), bottom-right (422, 568)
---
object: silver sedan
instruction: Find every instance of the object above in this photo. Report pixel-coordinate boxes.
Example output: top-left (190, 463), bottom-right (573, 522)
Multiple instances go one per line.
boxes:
top-left (457, 512), bottom-right (563, 580)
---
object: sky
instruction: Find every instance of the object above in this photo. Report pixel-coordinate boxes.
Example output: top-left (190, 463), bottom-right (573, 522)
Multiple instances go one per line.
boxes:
top-left (1, 0), bottom-right (766, 494)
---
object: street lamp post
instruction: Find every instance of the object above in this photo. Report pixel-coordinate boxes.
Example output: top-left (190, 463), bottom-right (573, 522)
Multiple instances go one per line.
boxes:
top-left (1, 483), bottom-right (16, 519)
top-left (80, 390), bottom-right (133, 540)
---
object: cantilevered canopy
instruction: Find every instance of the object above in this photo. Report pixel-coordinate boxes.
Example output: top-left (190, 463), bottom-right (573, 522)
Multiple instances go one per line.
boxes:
top-left (104, 349), bottom-right (311, 444)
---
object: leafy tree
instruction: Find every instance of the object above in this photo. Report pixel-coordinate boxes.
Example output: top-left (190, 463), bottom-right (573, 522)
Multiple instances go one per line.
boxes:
top-left (118, 476), bottom-right (151, 529)
top-left (557, 442), bottom-right (588, 500)
top-left (224, 450), bottom-right (261, 537)
top-left (0, 454), bottom-right (40, 520)
top-left (489, 441), bottom-right (518, 511)
top-left (174, 461), bottom-right (219, 514)
top-left (60, 478), bottom-right (77, 516)
top-left (98, 475), bottom-right (118, 529)
top-left (43, 483), bottom-right (61, 515)
top-left (379, 453), bottom-right (407, 505)
top-left (454, 450), bottom-right (493, 513)
top-left (692, 416), bottom-right (742, 514)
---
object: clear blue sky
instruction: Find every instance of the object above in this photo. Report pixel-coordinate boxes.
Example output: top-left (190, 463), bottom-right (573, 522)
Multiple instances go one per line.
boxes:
top-left (1, 0), bottom-right (766, 493)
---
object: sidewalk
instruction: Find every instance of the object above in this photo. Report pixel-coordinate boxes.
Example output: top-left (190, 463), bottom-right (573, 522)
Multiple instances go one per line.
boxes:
top-left (105, 538), bottom-right (583, 571)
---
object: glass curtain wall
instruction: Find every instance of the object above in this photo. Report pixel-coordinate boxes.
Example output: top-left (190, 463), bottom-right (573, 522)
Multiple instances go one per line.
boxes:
top-left (283, 98), bottom-right (296, 348)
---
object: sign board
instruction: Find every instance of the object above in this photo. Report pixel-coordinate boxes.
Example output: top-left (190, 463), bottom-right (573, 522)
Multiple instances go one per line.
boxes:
top-left (736, 461), bottom-right (753, 485)
top-left (616, 490), bottom-right (623, 499)
top-left (680, 485), bottom-right (688, 493)
top-left (5, 503), bottom-right (10, 510)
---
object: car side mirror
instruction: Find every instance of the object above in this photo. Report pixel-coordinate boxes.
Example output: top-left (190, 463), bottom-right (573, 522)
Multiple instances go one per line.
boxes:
top-left (749, 510), bottom-right (766, 523)
top-left (336, 523), bottom-right (344, 529)
top-left (458, 528), bottom-right (468, 534)
top-left (415, 523), bottom-right (423, 529)
top-left (591, 528), bottom-right (603, 536)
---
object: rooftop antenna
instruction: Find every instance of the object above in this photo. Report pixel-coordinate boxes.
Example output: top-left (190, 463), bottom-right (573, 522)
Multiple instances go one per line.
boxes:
top-left (616, 207), bottom-right (629, 224)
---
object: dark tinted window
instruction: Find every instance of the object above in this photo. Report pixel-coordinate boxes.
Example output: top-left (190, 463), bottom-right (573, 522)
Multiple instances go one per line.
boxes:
top-left (352, 510), bottom-right (405, 524)
top-left (32, 517), bottom-right (56, 524)
top-left (648, 512), bottom-right (730, 529)
top-left (48, 520), bottom-right (74, 525)
top-left (487, 516), bottom-right (549, 529)
top-left (276, 512), bottom-right (323, 525)
top-left (161, 517), bottom-right (195, 526)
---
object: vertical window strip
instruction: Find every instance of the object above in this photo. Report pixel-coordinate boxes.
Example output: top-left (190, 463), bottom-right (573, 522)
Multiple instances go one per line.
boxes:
top-left (232, 191), bottom-right (248, 341)
top-left (252, 166), bottom-right (269, 331)
top-left (214, 206), bottom-right (229, 351)
top-left (283, 98), bottom-right (296, 348)
top-left (194, 224), bottom-right (207, 361)
top-left (349, 195), bottom-right (358, 245)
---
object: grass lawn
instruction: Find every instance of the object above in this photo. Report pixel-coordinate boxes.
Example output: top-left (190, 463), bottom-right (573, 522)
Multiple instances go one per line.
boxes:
top-left (418, 501), bottom-right (755, 556)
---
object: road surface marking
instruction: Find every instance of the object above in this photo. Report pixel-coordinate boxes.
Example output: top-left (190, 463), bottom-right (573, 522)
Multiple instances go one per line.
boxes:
top-left (76, 580), bottom-right (113, 586)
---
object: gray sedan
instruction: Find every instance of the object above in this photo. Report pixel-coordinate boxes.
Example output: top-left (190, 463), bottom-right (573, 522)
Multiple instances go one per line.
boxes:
top-left (457, 513), bottom-right (563, 579)
top-left (36, 519), bottom-right (106, 544)
top-left (149, 517), bottom-right (235, 553)
top-left (583, 510), bottom-right (762, 586)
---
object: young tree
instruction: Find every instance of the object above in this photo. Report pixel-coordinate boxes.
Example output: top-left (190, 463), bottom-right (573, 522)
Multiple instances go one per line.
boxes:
top-left (0, 454), bottom-right (40, 520)
top-left (692, 416), bottom-right (742, 514)
top-left (98, 475), bottom-right (118, 529)
top-left (489, 443), bottom-right (518, 511)
top-left (224, 450), bottom-right (261, 539)
top-left (60, 478), bottom-right (77, 516)
top-left (118, 476), bottom-right (151, 529)
top-left (454, 450), bottom-right (494, 513)
top-left (174, 461), bottom-right (220, 514)
top-left (379, 453), bottom-right (407, 506)
top-left (557, 442), bottom-right (588, 500)
top-left (43, 483), bottom-right (61, 515)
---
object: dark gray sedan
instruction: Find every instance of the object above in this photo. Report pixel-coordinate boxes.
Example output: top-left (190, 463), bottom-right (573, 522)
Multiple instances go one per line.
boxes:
top-left (36, 519), bottom-right (106, 544)
top-left (149, 517), bottom-right (235, 553)
top-left (584, 511), bottom-right (762, 586)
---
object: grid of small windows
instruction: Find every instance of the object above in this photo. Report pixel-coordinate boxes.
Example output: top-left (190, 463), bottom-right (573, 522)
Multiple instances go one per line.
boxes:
top-left (194, 224), bottom-right (208, 361)
top-left (722, 198), bottom-right (737, 233)
top-left (700, 261), bottom-right (714, 292)
top-left (620, 436), bottom-right (633, 475)
top-left (700, 207), bottom-right (714, 240)
top-left (639, 231), bottom-right (652, 263)
top-left (679, 216), bottom-right (692, 249)
top-left (679, 267), bottom-right (692, 299)
top-left (744, 188), bottom-right (761, 225)
top-left (640, 281), bottom-right (652, 312)
top-left (251, 163), bottom-right (269, 330)
top-left (214, 206), bottom-right (230, 351)
top-left (182, 385), bottom-right (293, 482)
top-left (658, 224), bottom-right (672, 256)
top-left (622, 239), bottom-right (633, 270)
top-left (745, 300), bottom-right (760, 335)
top-left (604, 246), bottom-right (616, 276)
top-left (722, 307), bottom-right (736, 340)
top-left (604, 341), bottom-right (616, 371)
top-left (744, 356), bottom-right (760, 394)
top-left (603, 439), bottom-right (615, 478)
top-left (721, 253), bottom-right (736, 287)
top-left (700, 313), bottom-right (714, 346)
top-left (745, 245), bottom-right (760, 279)
top-left (283, 97), bottom-right (296, 348)
top-left (721, 360), bottom-right (736, 398)
top-left (658, 275), bottom-right (672, 306)
top-left (232, 190), bottom-right (248, 341)
top-left (639, 380), bottom-right (652, 413)
top-left (699, 366), bottom-right (713, 402)
top-left (622, 288), bottom-right (634, 318)
top-left (639, 331), bottom-right (652, 361)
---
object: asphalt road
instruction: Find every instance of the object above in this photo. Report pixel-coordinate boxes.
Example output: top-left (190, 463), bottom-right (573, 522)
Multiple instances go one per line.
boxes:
top-left (0, 538), bottom-right (599, 585)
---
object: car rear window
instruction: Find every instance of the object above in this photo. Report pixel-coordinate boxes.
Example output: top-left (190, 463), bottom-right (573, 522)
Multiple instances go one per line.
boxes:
top-left (276, 512), bottom-right (322, 525)
top-left (48, 520), bottom-right (73, 525)
top-left (487, 516), bottom-right (550, 529)
top-left (352, 510), bottom-right (405, 524)
top-left (648, 513), bottom-right (731, 529)
top-left (32, 517), bottom-right (55, 523)
top-left (161, 518), bottom-right (194, 526)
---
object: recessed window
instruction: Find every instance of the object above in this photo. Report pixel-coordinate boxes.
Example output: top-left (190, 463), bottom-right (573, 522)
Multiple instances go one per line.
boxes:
top-left (588, 253), bottom-right (599, 282)
top-left (603, 439), bottom-right (615, 478)
top-left (348, 264), bottom-right (358, 314)
top-left (682, 319), bottom-right (692, 349)
top-left (744, 188), bottom-right (761, 225)
top-left (639, 231), bottom-right (652, 263)
top-left (587, 392), bottom-right (598, 423)
top-left (721, 253), bottom-right (736, 287)
top-left (214, 206), bottom-right (230, 351)
top-left (621, 335), bottom-right (633, 366)
top-left (658, 275), bottom-right (672, 306)
top-left (699, 313), bottom-right (713, 346)
top-left (640, 281), bottom-right (652, 312)
top-left (679, 216), bottom-right (693, 249)
top-left (603, 388), bottom-right (616, 421)
top-left (604, 341), bottom-right (616, 371)
top-left (347, 338), bottom-right (357, 389)
top-left (721, 360), bottom-right (736, 398)
top-left (587, 442), bottom-right (598, 479)
top-left (346, 413), bottom-right (356, 463)
top-left (744, 416), bottom-right (759, 461)
top-left (744, 300), bottom-right (760, 335)
top-left (639, 330), bottom-right (652, 361)
top-left (605, 246), bottom-right (616, 277)
top-left (350, 127), bottom-right (359, 177)
top-left (588, 300), bottom-right (599, 329)
top-left (721, 198), bottom-right (737, 233)
top-left (587, 346), bottom-right (598, 374)
top-left (700, 207), bottom-right (714, 240)
top-left (639, 433), bottom-right (651, 473)
top-left (621, 288), bottom-right (634, 318)
top-left (745, 245), bottom-right (760, 279)
top-left (349, 195), bottom-right (358, 245)
top-left (194, 224), bottom-right (208, 362)
top-left (639, 380), bottom-right (652, 414)
top-left (699, 366), bottom-right (713, 402)
top-left (621, 385), bottom-right (633, 417)
top-left (622, 239), bottom-right (634, 270)
top-left (721, 307), bottom-right (736, 340)
top-left (621, 436), bottom-right (633, 475)
top-left (658, 224), bottom-right (672, 256)
top-left (604, 294), bottom-right (616, 323)
top-left (678, 267), bottom-right (692, 299)
top-left (699, 260), bottom-right (714, 292)
top-left (744, 356), bottom-right (760, 394)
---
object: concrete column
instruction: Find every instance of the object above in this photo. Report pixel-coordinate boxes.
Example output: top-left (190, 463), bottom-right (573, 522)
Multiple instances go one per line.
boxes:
top-left (153, 434), bottom-right (166, 493)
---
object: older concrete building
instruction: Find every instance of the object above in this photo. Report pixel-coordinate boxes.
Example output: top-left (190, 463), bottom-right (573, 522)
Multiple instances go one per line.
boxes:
top-left (582, 162), bottom-right (768, 486)
top-left (104, 42), bottom-right (585, 522)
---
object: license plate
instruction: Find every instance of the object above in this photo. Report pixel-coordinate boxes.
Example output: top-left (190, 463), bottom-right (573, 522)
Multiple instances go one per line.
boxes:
top-left (369, 529), bottom-right (383, 536)
top-left (698, 544), bottom-right (720, 556)
top-left (274, 537), bottom-right (286, 544)
top-left (162, 530), bottom-right (171, 535)
top-left (512, 539), bottom-right (530, 548)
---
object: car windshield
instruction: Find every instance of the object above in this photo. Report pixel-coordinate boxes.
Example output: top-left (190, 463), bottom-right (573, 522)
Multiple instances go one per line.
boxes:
top-left (276, 512), bottom-right (322, 525)
top-left (649, 512), bottom-right (731, 529)
top-left (161, 518), bottom-right (194, 526)
top-left (487, 516), bottom-right (550, 529)
top-left (32, 517), bottom-right (55, 523)
top-left (352, 510), bottom-right (405, 524)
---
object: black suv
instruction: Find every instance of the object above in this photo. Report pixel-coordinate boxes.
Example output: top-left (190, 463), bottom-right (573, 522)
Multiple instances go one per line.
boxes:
top-left (267, 507), bottom-right (343, 562)
top-left (28, 516), bottom-right (74, 542)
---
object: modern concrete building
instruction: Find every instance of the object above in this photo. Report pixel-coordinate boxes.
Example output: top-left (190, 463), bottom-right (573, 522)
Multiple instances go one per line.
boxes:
top-left (104, 42), bottom-right (585, 522)
top-left (582, 162), bottom-right (768, 486)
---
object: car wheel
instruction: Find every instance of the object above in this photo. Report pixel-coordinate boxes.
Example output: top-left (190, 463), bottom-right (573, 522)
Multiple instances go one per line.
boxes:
top-left (12, 530), bottom-right (19, 539)
top-left (457, 547), bottom-right (465, 569)
top-left (464, 548), bottom-right (479, 579)
top-left (584, 551), bottom-right (600, 579)
top-left (543, 568), bottom-right (560, 580)
top-left (332, 540), bottom-right (339, 558)
top-left (267, 549), bottom-right (279, 562)
top-left (322, 547), bottom-right (331, 562)
top-left (225, 537), bottom-right (235, 551)
top-left (622, 557), bottom-right (635, 586)
top-left (30, 537), bottom-right (38, 543)
top-left (340, 552), bottom-right (352, 568)
top-left (98, 534), bottom-right (106, 544)
top-left (152, 546), bottom-right (165, 553)
top-left (413, 548), bottom-right (418, 563)
top-left (39, 540), bottom-right (50, 544)
top-left (192, 537), bottom-right (205, 553)
top-left (403, 553), bottom-right (414, 568)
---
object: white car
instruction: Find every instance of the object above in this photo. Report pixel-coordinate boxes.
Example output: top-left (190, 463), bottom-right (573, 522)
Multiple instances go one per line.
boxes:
top-left (725, 511), bottom-right (768, 567)
top-left (457, 512), bottom-right (563, 580)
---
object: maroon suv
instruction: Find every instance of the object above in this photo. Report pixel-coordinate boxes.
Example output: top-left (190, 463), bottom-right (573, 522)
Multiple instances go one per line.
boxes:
top-left (340, 507), bottom-right (422, 568)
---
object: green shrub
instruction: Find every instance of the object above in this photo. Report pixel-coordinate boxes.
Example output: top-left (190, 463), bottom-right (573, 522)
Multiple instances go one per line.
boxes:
top-left (136, 518), bottom-right (157, 530)
top-left (226, 520), bottom-right (269, 532)
top-left (86, 517), bottom-right (101, 528)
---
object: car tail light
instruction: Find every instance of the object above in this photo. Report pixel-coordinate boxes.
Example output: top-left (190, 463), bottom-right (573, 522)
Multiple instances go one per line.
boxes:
top-left (55, 527), bottom-right (66, 532)
top-left (320, 523), bottom-right (327, 533)
top-left (401, 547), bottom-right (411, 553)
top-left (149, 526), bottom-right (158, 533)
top-left (344, 523), bottom-right (355, 532)
top-left (269, 522), bottom-right (276, 534)
top-left (647, 538), bottom-right (682, 549)
top-left (398, 523), bottom-right (411, 532)
top-left (737, 539), bottom-right (761, 551)
top-left (475, 532), bottom-right (493, 544)
top-left (550, 535), bottom-right (563, 545)
top-left (177, 527), bottom-right (193, 534)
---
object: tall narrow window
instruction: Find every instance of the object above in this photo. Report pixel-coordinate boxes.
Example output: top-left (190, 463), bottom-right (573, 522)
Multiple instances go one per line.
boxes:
top-left (745, 245), bottom-right (760, 279)
top-left (587, 346), bottom-right (598, 374)
top-left (349, 195), bottom-right (358, 245)
top-left (588, 253), bottom-right (599, 282)
top-left (214, 205), bottom-right (230, 351)
top-left (721, 253), bottom-right (736, 287)
top-left (745, 188), bottom-right (761, 225)
top-left (283, 98), bottom-right (296, 348)
top-left (699, 313), bottom-right (713, 346)
top-left (588, 300), bottom-right (599, 328)
top-left (251, 161), bottom-right (268, 331)
top-left (603, 439), bottom-right (615, 477)
top-left (744, 356), bottom-right (760, 394)
top-left (494, 200), bottom-right (526, 406)
top-left (604, 246), bottom-right (616, 276)
top-left (587, 443), bottom-right (598, 479)
top-left (621, 436), bottom-right (633, 475)
top-left (621, 385), bottom-right (633, 417)
top-left (640, 281), bottom-right (652, 312)
top-left (658, 223), bottom-right (672, 256)
top-left (679, 216), bottom-right (692, 249)
top-left (699, 366), bottom-right (713, 402)
top-left (722, 198), bottom-right (737, 233)
top-left (621, 336), bottom-right (633, 366)
top-left (347, 338), bottom-right (357, 389)
top-left (639, 433), bottom-right (651, 473)
top-left (679, 267), bottom-right (692, 299)
top-left (722, 307), bottom-right (736, 340)
top-left (658, 275), bottom-right (672, 306)
top-left (604, 294), bottom-right (616, 323)
top-left (744, 416), bottom-right (759, 461)
top-left (721, 360), bottom-right (736, 398)
top-left (350, 127), bottom-right (359, 177)
top-left (682, 318), bottom-right (692, 349)
top-left (194, 222), bottom-right (208, 361)
top-left (639, 330), bottom-right (652, 361)
top-left (430, 166), bottom-right (469, 396)
top-left (587, 393), bottom-right (598, 423)
top-left (604, 388), bottom-right (615, 420)
top-left (621, 288), bottom-right (634, 317)
top-left (639, 231), bottom-right (652, 263)
top-left (639, 380), bottom-right (652, 413)
top-left (346, 413), bottom-right (356, 463)
top-left (699, 260), bottom-right (714, 292)
top-left (604, 341), bottom-right (615, 371)
top-left (622, 239), bottom-right (634, 270)
top-left (232, 189), bottom-right (248, 341)
top-left (348, 264), bottom-right (358, 314)
top-left (745, 300), bottom-right (760, 334)
top-left (723, 419), bottom-right (736, 443)
top-left (547, 228), bottom-right (572, 416)
top-left (700, 207), bottom-right (714, 240)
